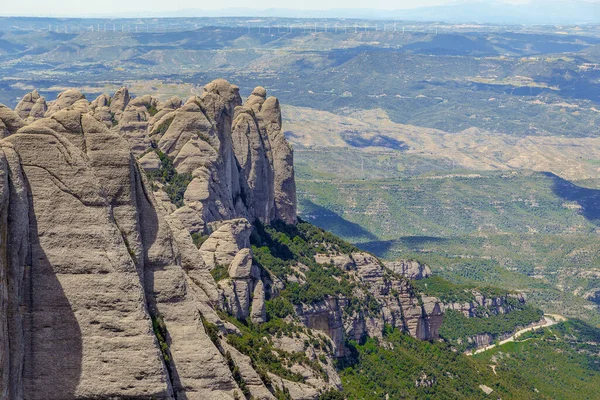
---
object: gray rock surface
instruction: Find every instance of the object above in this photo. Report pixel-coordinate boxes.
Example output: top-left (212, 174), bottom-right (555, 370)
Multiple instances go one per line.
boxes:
top-left (385, 259), bottom-right (432, 280)
top-left (14, 90), bottom-right (47, 121)
top-left (45, 89), bottom-right (87, 116)
top-left (250, 280), bottom-right (267, 324)
top-left (138, 150), bottom-right (162, 171)
top-left (0, 101), bottom-right (248, 399)
top-left (200, 218), bottom-right (252, 269)
top-left (0, 105), bottom-right (26, 138)
top-left (2, 121), bottom-right (172, 399)
top-left (300, 252), bottom-right (444, 354)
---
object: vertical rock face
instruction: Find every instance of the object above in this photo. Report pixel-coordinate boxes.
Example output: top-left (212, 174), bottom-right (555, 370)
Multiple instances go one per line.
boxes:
top-left (2, 116), bottom-right (172, 400)
top-left (444, 293), bottom-right (526, 317)
top-left (259, 96), bottom-right (297, 224)
top-left (298, 252), bottom-right (444, 356)
top-left (122, 80), bottom-right (298, 232)
top-left (0, 144), bottom-right (29, 400)
top-left (385, 259), bottom-right (432, 280)
top-left (0, 99), bottom-right (250, 399)
top-left (250, 280), bottom-right (267, 324)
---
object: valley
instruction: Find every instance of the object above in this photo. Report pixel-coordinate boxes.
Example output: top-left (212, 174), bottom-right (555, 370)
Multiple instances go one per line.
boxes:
top-left (1, 14), bottom-right (600, 399)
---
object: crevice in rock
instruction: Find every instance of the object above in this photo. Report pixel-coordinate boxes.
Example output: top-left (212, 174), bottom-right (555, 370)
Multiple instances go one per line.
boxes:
top-left (200, 312), bottom-right (251, 399)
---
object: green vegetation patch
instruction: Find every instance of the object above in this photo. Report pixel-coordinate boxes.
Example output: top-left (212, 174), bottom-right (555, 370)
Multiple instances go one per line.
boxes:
top-left (413, 276), bottom-right (513, 303)
top-left (251, 220), bottom-right (383, 316)
top-left (210, 264), bottom-right (229, 282)
top-left (474, 320), bottom-right (600, 400)
top-left (340, 326), bottom-right (539, 399)
top-left (440, 308), bottom-right (543, 352)
top-left (191, 232), bottom-right (209, 248)
top-left (221, 311), bottom-right (329, 385)
top-left (147, 104), bottom-right (159, 116)
top-left (252, 220), bottom-right (360, 304)
top-left (146, 150), bottom-right (192, 207)
top-left (412, 276), bottom-right (544, 351)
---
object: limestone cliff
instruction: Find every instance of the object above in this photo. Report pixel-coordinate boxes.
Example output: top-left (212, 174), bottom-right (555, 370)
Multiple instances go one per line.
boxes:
top-left (0, 81), bottom-right (442, 400)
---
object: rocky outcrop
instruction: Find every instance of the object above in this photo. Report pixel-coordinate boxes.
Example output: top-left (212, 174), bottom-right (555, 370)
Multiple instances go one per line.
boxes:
top-left (110, 86), bottom-right (131, 121)
top-left (297, 252), bottom-right (444, 357)
top-left (445, 293), bottom-right (526, 317)
top-left (14, 90), bottom-right (47, 121)
top-left (0, 116), bottom-right (173, 399)
top-left (138, 150), bottom-right (162, 171)
top-left (0, 105), bottom-right (25, 138)
top-left (200, 219), bottom-right (253, 269)
top-left (385, 259), bottom-right (432, 280)
top-left (296, 298), bottom-right (346, 357)
top-left (45, 89), bottom-right (87, 116)
top-left (0, 143), bottom-right (29, 400)
top-left (0, 81), bottom-right (303, 399)
top-left (198, 221), bottom-right (266, 321)
top-left (250, 280), bottom-right (267, 324)
top-left (0, 101), bottom-right (253, 399)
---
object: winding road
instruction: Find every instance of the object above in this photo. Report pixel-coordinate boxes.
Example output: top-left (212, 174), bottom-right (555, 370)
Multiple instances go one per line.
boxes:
top-left (470, 314), bottom-right (566, 355)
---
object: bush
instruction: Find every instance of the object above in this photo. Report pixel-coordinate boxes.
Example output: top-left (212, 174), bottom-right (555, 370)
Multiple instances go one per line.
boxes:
top-left (191, 232), bottom-right (209, 248)
top-left (440, 307), bottom-right (544, 351)
top-left (146, 150), bottom-right (192, 207)
top-left (210, 264), bottom-right (229, 282)
top-left (266, 297), bottom-right (296, 320)
top-left (147, 104), bottom-right (158, 116)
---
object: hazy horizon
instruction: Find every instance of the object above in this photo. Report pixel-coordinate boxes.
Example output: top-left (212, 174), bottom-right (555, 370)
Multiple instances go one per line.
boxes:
top-left (1, 0), bottom-right (599, 22)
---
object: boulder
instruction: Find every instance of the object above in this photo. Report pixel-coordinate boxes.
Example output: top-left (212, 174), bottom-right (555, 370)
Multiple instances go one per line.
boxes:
top-left (45, 89), bottom-right (86, 116)
top-left (0, 105), bottom-right (26, 138)
top-left (15, 90), bottom-right (47, 121)
top-left (138, 151), bottom-right (162, 172)
top-left (200, 218), bottom-right (252, 269)
top-left (250, 280), bottom-right (267, 324)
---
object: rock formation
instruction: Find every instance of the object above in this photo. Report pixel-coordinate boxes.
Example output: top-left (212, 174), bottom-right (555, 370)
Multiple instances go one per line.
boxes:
top-left (385, 259), bottom-right (432, 280)
top-left (306, 252), bottom-right (444, 356)
top-left (444, 292), bottom-right (527, 318)
top-left (14, 90), bottom-right (47, 121)
top-left (0, 81), bottom-right (445, 399)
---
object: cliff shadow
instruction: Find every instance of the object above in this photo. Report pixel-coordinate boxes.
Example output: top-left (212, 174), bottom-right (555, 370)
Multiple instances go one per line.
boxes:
top-left (544, 172), bottom-right (600, 223)
top-left (357, 239), bottom-right (397, 257)
top-left (359, 236), bottom-right (448, 258)
top-left (23, 182), bottom-right (82, 399)
top-left (298, 200), bottom-right (378, 243)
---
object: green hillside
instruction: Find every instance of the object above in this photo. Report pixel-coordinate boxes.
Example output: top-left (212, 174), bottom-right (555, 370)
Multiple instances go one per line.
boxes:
top-left (297, 166), bottom-right (600, 325)
top-left (341, 320), bottom-right (600, 400)
top-left (473, 320), bottom-right (600, 400)
top-left (221, 219), bottom-right (598, 400)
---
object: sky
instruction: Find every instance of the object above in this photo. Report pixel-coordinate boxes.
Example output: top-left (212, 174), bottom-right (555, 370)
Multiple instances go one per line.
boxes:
top-left (0, 0), bottom-right (539, 17)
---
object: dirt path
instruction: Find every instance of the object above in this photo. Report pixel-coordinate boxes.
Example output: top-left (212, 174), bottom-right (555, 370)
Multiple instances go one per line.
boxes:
top-left (470, 314), bottom-right (565, 355)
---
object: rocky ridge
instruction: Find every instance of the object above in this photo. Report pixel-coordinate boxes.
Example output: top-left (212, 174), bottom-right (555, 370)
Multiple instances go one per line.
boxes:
top-left (0, 81), bottom-right (446, 399)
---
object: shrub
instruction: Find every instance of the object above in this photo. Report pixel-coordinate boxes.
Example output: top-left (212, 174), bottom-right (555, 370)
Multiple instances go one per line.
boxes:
top-left (146, 150), bottom-right (192, 208)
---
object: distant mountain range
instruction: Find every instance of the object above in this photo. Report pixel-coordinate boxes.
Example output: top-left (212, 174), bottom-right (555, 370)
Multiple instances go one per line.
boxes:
top-left (112, 1), bottom-right (600, 25)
